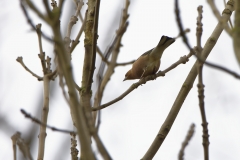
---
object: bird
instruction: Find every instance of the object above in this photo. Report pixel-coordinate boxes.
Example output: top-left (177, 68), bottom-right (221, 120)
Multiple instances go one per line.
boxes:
top-left (123, 35), bottom-right (175, 81)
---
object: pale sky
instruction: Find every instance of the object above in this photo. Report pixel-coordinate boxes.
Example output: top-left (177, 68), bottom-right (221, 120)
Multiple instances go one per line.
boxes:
top-left (1, 0), bottom-right (240, 160)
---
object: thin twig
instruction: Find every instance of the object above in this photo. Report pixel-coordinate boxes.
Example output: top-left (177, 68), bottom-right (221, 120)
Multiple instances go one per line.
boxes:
top-left (24, 0), bottom-right (47, 22)
top-left (43, 0), bottom-right (52, 17)
top-left (20, 0), bottom-right (53, 43)
top-left (16, 57), bottom-right (43, 80)
top-left (66, 1), bottom-right (84, 39)
top-left (70, 10), bottom-right (87, 54)
top-left (197, 52), bottom-right (210, 160)
top-left (196, 11), bottom-right (210, 158)
top-left (36, 24), bottom-right (48, 75)
top-left (196, 6), bottom-right (203, 50)
top-left (64, 2), bottom-right (83, 54)
top-left (96, 45), bottom-right (111, 65)
top-left (194, 54), bottom-right (240, 79)
top-left (116, 60), bottom-right (135, 66)
top-left (197, 69), bottom-right (210, 160)
top-left (21, 109), bottom-right (76, 134)
top-left (178, 124), bottom-right (195, 160)
top-left (96, 46), bottom-right (134, 66)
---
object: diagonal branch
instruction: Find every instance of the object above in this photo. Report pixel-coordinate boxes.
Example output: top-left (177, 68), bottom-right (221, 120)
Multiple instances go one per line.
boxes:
top-left (20, 0), bottom-right (53, 43)
top-left (21, 109), bottom-right (75, 134)
top-left (178, 124), bottom-right (195, 160)
top-left (16, 57), bottom-right (43, 80)
top-left (92, 54), bottom-right (191, 111)
top-left (141, 1), bottom-right (234, 159)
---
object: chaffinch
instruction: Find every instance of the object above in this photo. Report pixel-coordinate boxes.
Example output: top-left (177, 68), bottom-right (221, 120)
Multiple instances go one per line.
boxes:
top-left (123, 36), bottom-right (175, 81)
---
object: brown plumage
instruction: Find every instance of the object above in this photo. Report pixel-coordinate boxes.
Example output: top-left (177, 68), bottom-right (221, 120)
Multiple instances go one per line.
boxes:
top-left (123, 36), bottom-right (175, 81)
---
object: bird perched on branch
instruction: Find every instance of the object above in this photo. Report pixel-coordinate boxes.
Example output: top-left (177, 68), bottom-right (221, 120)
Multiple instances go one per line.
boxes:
top-left (123, 35), bottom-right (175, 81)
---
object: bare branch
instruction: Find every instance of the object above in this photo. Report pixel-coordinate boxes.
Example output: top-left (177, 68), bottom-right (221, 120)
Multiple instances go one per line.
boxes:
top-left (178, 124), bottom-right (195, 160)
top-left (197, 52), bottom-right (210, 160)
top-left (196, 6), bottom-right (203, 49)
top-left (207, 0), bottom-right (232, 36)
top-left (20, 0), bottom-right (53, 43)
top-left (116, 60), bottom-right (135, 66)
top-left (233, 0), bottom-right (240, 65)
top-left (96, 46), bottom-right (134, 66)
top-left (24, 0), bottom-right (47, 22)
top-left (70, 10), bottom-right (87, 54)
top-left (21, 109), bottom-right (76, 134)
top-left (194, 54), bottom-right (240, 79)
top-left (36, 24), bottom-right (49, 75)
top-left (16, 57), bottom-right (43, 80)
top-left (11, 132), bottom-right (33, 160)
top-left (37, 75), bottom-right (50, 160)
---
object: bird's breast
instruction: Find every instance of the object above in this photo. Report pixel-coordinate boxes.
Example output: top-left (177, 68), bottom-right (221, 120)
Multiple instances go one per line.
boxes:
top-left (131, 58), bottom-right (160, 78)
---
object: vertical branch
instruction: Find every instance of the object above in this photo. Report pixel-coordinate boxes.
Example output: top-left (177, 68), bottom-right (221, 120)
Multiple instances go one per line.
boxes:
top-left (53, 20), bottom-right (96, 160)
top-left (91, 0), bottom-right (100, 83)
top-left (70, 3), bottom-right (87, 54)
top-left (11, 133), bottom-right (18, 160)
top-left (197, 60), bottom-right (210, 160)
top-left (196, 6), bottom-right (203, 50)
top-left (49, 2), bottom-right (95, 160)
top-left (233, 0), bottom-right (240, 65)
top-left (141, 1), bottom-right (234, 159)
top-left (35, 23), bottom-right (52, 160)
top-left (37, 75), bottom-right (50, 160)
top-left (91, 0), bottom-right (101, 124)
top-left (196, 6), bottom-right (210, 159)
top-left (65, 1), bottom-right (84, 54)
top-left (80, 0), bottom-right (96, 134)
top-left (36, 24), bottom-right (48, 75)
top-left (52, 18), bottom-right (96, 160)
top-left (88, 1), bottom-right (113, 158)
top-left (93, 0), bottom-right (130, 123)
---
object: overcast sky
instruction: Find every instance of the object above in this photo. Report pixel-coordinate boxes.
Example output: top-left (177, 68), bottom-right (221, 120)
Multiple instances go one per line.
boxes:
top-left (1, 0), bottom-right (240, 160)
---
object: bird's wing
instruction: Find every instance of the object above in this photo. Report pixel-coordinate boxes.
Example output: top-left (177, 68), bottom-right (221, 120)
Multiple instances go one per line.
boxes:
top-left (138, 48), bottom-right (154, 59)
